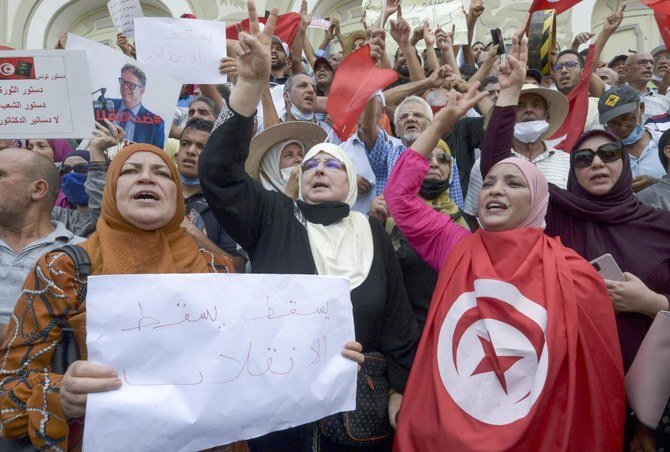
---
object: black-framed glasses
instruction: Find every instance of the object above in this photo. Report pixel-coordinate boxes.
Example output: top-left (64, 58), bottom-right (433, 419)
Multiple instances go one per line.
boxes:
top-left (118, 78), bottom-right (143, 91)
top-left (428, 151), bottom-right (452, 165)
top-left (571, 142), bottom-right (623, 169)
top-left (59, 163), bottom-right (89, 176)
top-left (301, 156), bottom-right (346, 172)
top-left (553, 61), bottom-right (582, 72)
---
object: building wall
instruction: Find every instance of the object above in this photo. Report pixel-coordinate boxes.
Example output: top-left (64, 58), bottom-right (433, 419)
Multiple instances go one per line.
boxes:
top-left (0, 0), bottom-right (662, 63)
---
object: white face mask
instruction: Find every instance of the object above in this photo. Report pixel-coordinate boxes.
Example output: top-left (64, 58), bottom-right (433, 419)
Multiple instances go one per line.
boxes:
top-left (281, 166), bottom-right (295, 181)
top-left (290, 104), bottom-right (314, 121)
top-left (513, 120), bottom-right (550, 144)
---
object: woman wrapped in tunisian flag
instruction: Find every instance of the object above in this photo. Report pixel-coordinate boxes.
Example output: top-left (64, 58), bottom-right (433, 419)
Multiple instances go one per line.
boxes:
top-left (383, 44), bottom-right (624, 451)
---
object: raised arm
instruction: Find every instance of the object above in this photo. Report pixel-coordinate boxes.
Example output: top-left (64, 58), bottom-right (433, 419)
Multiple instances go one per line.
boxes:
top-left (289, 0), bottom-right (311, 75)
top-left (198, 2), bottom-right (294, 254)
top-left (384, 84), bottom-right (486, 269)
top-left (480, 36), bottom-right (526, 177)
top-left (390, 5), bottom-right (425, 81)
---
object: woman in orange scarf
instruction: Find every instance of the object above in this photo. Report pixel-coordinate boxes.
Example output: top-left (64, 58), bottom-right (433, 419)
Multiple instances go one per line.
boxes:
top-left (0, 144), bottom-right (235, 450)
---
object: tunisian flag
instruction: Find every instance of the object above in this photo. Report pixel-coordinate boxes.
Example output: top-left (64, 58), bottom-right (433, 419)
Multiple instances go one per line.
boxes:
top-left (529, 0), bottom-right (582, 15)
top-left (326, 45), bottom-right (397, 140)
top-left (548, 44), bottom-right (596, 152)
top-left (394, 228), bottom-right (624, 451)
top-left (226, 12), bottom-right (301, 49)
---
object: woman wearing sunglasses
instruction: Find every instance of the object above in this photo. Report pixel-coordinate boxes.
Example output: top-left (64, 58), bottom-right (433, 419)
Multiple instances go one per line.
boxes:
top-left (387, 38), bottom-right (625, 450)
top-left (198, 9), bottom-right (417, 451)
top-left (478, 37), bottom-right (670, 450)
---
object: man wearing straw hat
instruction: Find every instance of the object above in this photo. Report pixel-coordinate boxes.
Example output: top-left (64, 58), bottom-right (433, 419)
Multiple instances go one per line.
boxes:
top-left (463, 84), bottom-right (570, 223)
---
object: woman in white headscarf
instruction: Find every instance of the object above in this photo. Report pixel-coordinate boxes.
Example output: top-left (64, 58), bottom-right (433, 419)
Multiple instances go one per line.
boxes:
top-left (246, 122), bottom-right (327, 197)
top-left (198, 25), bottom-right (417, 452)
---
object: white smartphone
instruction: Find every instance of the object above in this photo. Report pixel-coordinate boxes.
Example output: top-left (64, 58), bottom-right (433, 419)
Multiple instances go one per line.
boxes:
top-left (589, 253), bottom-right (625, 281)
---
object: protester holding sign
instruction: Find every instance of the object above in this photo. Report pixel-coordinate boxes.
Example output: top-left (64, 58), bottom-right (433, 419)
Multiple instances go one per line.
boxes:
top-left (0, 143), bottom-right (237, 449)
top-left (198, 3), bottom-right (418, 449)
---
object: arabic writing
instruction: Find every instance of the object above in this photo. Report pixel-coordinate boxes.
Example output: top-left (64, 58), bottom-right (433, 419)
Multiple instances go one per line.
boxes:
top-left (94, 109), bottom-right (163, 124)
top-left (108, 0), bottom-right (143, 35)
top-left (122, 336), bottom-right (329, 386)
top-left (0, 70), bottom-right (68, 130)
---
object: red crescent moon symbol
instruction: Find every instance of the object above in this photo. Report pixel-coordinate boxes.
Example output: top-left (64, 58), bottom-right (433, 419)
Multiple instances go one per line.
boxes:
top-left (451, 296), bottom-right (546, 374)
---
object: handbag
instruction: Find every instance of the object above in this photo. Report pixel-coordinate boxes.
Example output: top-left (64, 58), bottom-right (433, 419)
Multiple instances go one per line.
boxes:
top-left (320, 352), bottom-right (391, 446)
top-left (625, 310), bottom-right (670, 429)
top-left (0, 245), bottom-right (88, 451)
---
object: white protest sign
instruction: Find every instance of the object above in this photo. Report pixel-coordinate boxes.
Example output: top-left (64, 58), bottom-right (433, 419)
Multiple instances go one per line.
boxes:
top-left (134, 17), bottom-right (228, 84)
top-left (107, 0), bottom-right (144, 37)
top-left (66, 33), bottom-right (180, 149)
top-left (0, 50), bottom-right (93, 139)
top-left (362, 0), bottom-right (468, 45)
top-left (83, 273), bottom-right (357, 452)
top-left (310, 17), bottom-right (332, 30)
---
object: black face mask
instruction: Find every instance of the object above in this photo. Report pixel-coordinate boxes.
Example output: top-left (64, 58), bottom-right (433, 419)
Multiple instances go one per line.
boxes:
top-left (419, 178), bottom-right (450, 200)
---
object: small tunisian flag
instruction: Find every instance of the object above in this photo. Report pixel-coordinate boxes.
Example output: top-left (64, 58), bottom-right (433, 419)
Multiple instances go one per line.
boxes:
top-left (529, 0), bottom-right (581, 15)
top-left (226, 12), bottom-right (301, 50)
top-left (548, 44), bottom-right (596, 152)
top-left (394, 229), bottom-right (624, 451)
top-left (326, 45), bottom-right (397, 141)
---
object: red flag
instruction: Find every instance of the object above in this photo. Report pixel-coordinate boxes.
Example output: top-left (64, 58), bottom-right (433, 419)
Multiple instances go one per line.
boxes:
top-left (548, 44), bottom-right (596, 152)
top-left (226, 12), bottom-right (300, 50)
top-left (655, 11), bottom-right (670, 49)
top-left (0, 45), bottom-right (13, 50)
top-left (529, 0), bottom-right (581, 15)
top-left (326, 45), bottom-right (398, 141)
top-left (394, 229), bottom-right (624, 451)
top-left (642, 0), bottom-right (670, 15)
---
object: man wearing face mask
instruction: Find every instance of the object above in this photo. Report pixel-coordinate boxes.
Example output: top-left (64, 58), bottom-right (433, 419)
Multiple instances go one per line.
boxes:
top-left (463, 84), bottom-right (570, 223)
top-left (51, 150), bottom-right (98, 237)
top-left (599, 85), bottom-right (666, 192)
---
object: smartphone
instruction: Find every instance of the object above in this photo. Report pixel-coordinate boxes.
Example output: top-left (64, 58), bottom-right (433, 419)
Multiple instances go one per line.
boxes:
top-left (589, 253), bottom-right (625, 281)
top-left (490, 28), bottom-right (505, 55)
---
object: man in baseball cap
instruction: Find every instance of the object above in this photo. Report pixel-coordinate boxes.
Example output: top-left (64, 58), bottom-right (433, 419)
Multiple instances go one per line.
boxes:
top-left (598, 85), bottom-right (666, 191)
top-left (270, 36), bottom-right (291, 86)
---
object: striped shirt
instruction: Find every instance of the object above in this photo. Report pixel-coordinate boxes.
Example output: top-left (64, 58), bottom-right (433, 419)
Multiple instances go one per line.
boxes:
top-left (464, 144), bottom-right (571, 216)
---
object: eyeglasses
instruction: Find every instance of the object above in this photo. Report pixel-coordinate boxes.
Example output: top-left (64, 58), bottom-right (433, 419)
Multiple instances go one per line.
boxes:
top-left (301, 156), bottom-right (346, 172)
top-left (571, 142), bottom-right (623, 168)
top-left (118, 78), bottom-right (144, 91)
top-left (553, 61), bottom-right (582, 72)
top-left (634, 59), bottom-right (654, 66)
top-left (58, 163), bottom-right (89, 176)
top-left (428, 151), bottom-right (452, 164)
top-left (654, 55), bottom-right (669, 63)
top-left (605, 114), bottom-right (638, 131)
top-left (398, 110), bottom-right (428, 122)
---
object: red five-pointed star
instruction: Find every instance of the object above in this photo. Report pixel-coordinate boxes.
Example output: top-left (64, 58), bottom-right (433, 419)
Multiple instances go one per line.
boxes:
top-left (470, 333), bottom-right (523, 394)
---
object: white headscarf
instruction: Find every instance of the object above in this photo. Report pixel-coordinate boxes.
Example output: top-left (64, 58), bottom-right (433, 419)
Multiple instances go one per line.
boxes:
top-left (259, 139), bottom-right (304, 193)
top-left (298, 143), bottom-right (374, 290)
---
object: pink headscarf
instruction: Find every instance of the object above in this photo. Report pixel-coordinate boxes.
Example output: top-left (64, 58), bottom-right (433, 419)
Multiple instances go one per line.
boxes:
top-left (488, 157), bottom-right (549, 230)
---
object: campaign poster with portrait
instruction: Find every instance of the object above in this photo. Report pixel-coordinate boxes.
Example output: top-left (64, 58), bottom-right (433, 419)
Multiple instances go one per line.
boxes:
top-left (66, 33), bottom-right (180, 149)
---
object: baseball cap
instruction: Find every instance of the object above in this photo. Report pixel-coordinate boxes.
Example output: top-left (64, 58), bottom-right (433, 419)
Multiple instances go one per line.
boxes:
top-left (313, 57), bottom-right (333, 73)
top-left (598, 85), bottom-right (641, 124)
top-left (271, 36), bottom-right (289, 56)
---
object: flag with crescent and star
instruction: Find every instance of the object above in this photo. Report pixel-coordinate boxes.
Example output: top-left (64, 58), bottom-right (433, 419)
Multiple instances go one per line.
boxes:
top-left (394, 228), bottom-right (624, 452)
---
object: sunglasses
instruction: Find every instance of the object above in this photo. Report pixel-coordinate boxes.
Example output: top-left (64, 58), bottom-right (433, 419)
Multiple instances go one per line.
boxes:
top-left (301, 156), bottom-right (346, 172)
top-left (59, 163), bottom-right (89, 175)
top-left (571, 142), bottom-right (623, 169)
top-left (428, 151), bottom-right (452, 164)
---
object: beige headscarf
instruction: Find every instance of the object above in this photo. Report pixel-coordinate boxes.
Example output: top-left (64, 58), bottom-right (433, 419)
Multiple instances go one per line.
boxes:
top-left (298, 143), bottom-right (373, 290)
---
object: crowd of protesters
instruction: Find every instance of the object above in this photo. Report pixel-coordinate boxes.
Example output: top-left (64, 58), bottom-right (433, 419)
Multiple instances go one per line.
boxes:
top-left (0, 0), bottom-right (669, 450)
